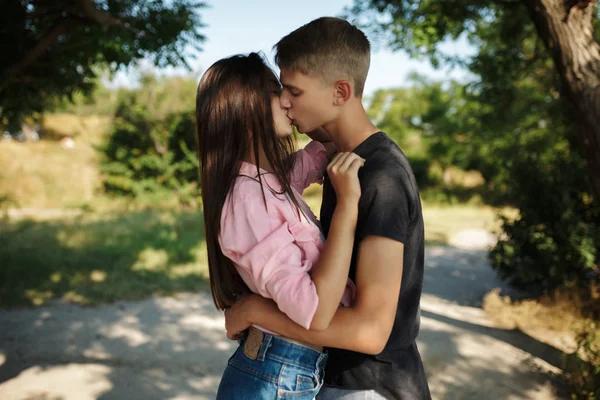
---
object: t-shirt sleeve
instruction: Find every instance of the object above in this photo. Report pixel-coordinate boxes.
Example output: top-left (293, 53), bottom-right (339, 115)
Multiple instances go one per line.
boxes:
top-left (289, 140), bottom-right (328, 194)
top-left (357, 169), bottom-right (414, 244)
top-left (219, 194), bottom-right (319, 329)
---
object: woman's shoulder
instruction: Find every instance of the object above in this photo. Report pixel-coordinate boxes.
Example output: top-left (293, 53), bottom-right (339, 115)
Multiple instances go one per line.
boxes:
top-left (228, 174), bottom-right (283, 203)
top-left (220, 175), bottom-right (291, 230)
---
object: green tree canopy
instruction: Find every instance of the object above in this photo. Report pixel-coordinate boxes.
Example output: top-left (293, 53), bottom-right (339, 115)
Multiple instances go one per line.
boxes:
top-left (351, 1), bottom-right (600, 292)
top-left (0, 0), bottom-right (206, 128)
top-left (347, 0), bottom-right (600, 198)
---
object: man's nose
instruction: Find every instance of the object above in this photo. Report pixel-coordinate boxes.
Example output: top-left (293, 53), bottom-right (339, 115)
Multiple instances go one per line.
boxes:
top-left (280, 94), bottom-right (291, 109)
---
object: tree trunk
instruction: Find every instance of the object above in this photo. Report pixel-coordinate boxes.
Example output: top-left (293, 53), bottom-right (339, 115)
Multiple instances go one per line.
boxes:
top-left (522, 0), bottom-right (600, 199)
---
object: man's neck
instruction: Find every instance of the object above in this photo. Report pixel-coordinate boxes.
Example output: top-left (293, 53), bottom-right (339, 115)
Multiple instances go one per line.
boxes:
top-left (322, 102), bottom-right (379, 152)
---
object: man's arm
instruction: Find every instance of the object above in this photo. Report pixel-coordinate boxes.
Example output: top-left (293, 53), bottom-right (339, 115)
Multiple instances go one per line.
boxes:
top-left (226, 236), bottom-right (403, 355)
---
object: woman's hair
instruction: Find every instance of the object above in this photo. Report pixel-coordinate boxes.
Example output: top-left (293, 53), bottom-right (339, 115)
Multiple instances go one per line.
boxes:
top-left (196, 52), bottom-right (301, 310)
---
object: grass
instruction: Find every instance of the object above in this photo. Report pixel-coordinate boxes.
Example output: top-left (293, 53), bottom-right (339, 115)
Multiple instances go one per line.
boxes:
top-left (0, 210), bottom-right (209, 308)
top-left (0, 140), bottom-right (99, 209)
top-left (483, 286), bottom-right (600, 398)
top-left (0, 186), bottom-right (507, 309)
top-left (0, 114), bottom-right (110, 209)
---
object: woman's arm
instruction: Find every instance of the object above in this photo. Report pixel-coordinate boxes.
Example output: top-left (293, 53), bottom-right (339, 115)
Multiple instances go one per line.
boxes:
top-left (303, 153), bottom-right (363, 330)
top-left (308, 199), bottom-right (357, 330)
top-left (221, 154), bottom-right (363, 332)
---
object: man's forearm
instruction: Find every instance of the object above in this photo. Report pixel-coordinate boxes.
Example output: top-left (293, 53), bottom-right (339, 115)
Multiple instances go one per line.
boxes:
top-left (247, 296), bottom-right (386, 355)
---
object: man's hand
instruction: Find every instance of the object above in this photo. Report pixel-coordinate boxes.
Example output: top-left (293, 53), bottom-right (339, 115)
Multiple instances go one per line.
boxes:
top-left (224, 295), bottom-right (255, 340)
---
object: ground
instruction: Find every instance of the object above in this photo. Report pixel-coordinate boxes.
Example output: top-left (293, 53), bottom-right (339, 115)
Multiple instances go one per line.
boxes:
top-left (0, 237), bottom-right (568, 400)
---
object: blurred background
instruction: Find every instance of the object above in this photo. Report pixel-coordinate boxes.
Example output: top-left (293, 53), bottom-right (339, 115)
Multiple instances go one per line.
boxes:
top-left (0, 0), bottom-right (599, 398)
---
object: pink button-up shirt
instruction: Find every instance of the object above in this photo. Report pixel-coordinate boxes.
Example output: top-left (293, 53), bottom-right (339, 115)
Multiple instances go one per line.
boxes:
top-left (219, 141), bottom-right (355, 330)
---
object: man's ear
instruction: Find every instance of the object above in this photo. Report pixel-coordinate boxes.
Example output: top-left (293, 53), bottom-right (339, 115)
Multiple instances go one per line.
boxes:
top-left (333, 80), bottom-right (353, 105)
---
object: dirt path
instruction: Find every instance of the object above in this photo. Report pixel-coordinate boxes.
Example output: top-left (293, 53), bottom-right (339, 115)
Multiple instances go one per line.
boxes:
top-left (0, 243), bottom-right (567, 399)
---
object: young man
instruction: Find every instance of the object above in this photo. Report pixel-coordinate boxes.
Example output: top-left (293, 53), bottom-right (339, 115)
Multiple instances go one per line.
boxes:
top-left (225, 17), bottom-right (431, 399)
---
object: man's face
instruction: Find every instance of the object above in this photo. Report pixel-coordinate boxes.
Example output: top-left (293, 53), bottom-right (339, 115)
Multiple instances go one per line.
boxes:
top-left (279, 69), bottom-right (337, 133)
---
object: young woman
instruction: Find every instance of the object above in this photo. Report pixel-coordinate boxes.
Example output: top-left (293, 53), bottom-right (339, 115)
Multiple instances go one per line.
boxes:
top-left (196, 52), bottom-right (364, 399)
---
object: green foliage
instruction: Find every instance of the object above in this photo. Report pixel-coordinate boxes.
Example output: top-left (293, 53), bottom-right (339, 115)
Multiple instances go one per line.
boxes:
top-left (367, 74), bottom-right (487, 193)
top-left (490, 147), bottom-right (600, 291)
top-left (564, 322), bottom-right (600, 399)
top-left (52, 80), bottom-right (121, 117)
top-left (367, 81), bottom-right (431, 183)
top-left (99, 74), bottom-right (199, 205)
top-left (0, 0), bottom-right (206, 126)
top-left (352, 1), bottom-right (600, 296)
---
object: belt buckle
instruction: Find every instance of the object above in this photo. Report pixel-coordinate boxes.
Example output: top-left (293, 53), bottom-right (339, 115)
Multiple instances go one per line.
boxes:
top-left (243, 327), bottom-right (264, 360)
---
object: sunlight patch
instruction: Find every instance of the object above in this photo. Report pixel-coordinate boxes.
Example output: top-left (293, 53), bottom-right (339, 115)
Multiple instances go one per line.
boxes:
top-left (62, 290), bottom-right (86, 303)
top-left (105, 324), bottom-right (151, 347)
top-left (215, 340), bottom-right (235, 351)
top-left (90, 270), bottom-right (106, 282)
top-left (132, 248), bottom-right (169, 271)
top-left (50, 272), bottom-right (62, 283)
top-left (169, 263), bottom-right (207, 278)
top-left (0, 364), bottom-right (112, 399)
top-left (24, 289), bottom-right (53, 306)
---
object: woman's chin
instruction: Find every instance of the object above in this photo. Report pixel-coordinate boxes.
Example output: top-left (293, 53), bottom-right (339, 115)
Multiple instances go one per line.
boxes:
top-left (276, 130), bottom-right (294, 138)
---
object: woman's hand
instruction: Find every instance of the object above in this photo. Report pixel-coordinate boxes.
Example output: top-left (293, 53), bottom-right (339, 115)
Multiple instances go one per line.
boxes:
top-left (327, 152), bottom-right (365, 204)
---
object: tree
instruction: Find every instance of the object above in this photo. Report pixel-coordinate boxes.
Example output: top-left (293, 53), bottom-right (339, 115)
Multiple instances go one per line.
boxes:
top-left (366, 75), bottom-right (481, 188)
top-left (347, 0), bottom-right (600, 199)
top-left (99, 74), bottom-right (199, 204)
top-left (352, 1), bottom-right (599, 291)
top-left (0, 0), bottom-right (206, 128)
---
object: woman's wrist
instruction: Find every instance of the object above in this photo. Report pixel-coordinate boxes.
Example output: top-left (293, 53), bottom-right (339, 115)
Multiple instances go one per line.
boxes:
top-left (334, 199), bottom-right (359, 214)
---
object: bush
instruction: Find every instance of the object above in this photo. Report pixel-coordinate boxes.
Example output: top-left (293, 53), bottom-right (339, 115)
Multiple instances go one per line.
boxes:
top-left (490, 144), bottom-right (600, 292)
top-left (99, 95), bottom-right (199, 206)
top-left (564, 322), bottom-right (600, 399)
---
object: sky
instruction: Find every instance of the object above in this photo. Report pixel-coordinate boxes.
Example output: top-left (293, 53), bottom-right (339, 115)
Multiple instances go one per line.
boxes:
top-left (109, 0), bottom-right (474, 97)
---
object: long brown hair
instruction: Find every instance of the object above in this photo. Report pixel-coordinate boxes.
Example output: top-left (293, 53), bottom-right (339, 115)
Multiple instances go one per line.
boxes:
top-left (196, 52), bottom-right (301, 310)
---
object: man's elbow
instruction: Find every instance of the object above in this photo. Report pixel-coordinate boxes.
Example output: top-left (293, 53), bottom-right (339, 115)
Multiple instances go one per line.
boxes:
top-left (360, 335), bottom-right (387, 355)
top-left (309, 315), bottom-right (331, 331)
top-left (356, 322), bottom-right (391, 355)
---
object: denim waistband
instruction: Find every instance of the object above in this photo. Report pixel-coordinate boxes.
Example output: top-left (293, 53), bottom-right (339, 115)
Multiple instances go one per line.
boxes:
top-left (244, 328), bottom-right (327, 371)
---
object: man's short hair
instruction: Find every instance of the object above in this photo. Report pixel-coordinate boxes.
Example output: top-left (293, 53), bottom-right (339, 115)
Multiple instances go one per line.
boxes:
top-left (274, 17), bottom-right (371, 97)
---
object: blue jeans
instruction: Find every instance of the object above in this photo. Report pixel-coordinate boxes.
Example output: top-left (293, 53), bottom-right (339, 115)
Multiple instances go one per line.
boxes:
top-left (217, 330), bottom-right (327, 399)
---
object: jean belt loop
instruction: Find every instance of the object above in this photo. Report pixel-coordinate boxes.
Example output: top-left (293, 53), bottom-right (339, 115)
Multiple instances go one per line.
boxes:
top-left (257, 333), bottom-right (273, 361)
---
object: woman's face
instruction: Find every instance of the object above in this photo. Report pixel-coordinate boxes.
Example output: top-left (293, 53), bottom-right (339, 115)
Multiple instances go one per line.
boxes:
top-left (271, 93), bottom-right (294, 138)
